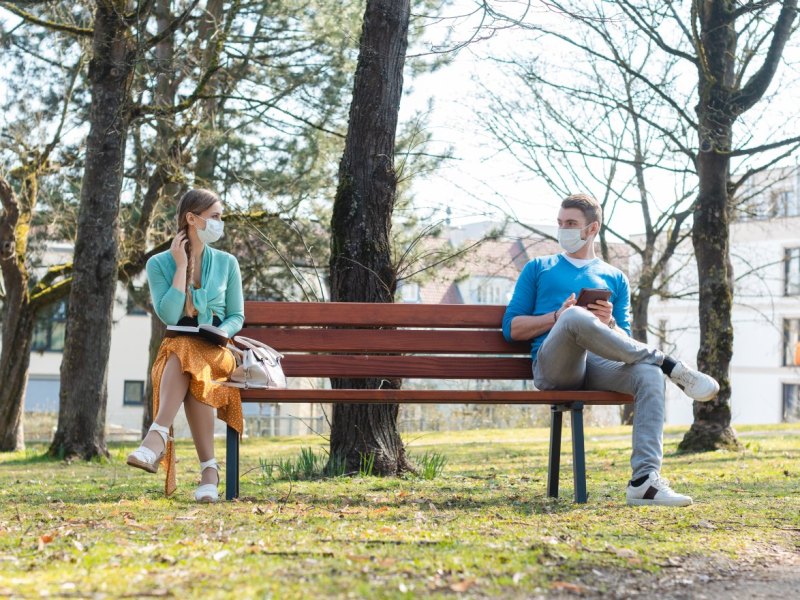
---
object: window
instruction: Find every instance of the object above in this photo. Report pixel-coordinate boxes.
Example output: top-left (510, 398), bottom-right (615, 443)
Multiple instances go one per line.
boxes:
top-left (31, 300), bottom-right (68, 352)
top-left (473, 278), bottom-right (510, 304)
top-left (770, 190), bottom-right (799, 218)
top-left (475, 284), bottom-right (499, 304)
top-left (786, 248), bottom-right (800, 296)
top-left (784, 319), bottom-right (800, 366)
top-left (123, 380), bottom-right (145, 406)
top-left (398, 282), bottom-right (420, 303)
top-left (784, 384), bottom-right (800, 423)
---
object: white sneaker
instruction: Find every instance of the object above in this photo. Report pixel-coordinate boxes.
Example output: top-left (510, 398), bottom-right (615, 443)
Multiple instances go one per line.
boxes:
top-left (668, 361), bottom-right (719, 402)
top-left (626, 472), bottom-right (692, 507)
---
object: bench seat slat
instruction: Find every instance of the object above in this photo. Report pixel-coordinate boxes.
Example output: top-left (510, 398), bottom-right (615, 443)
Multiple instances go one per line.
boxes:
top-left (244, 301), bottom-right (507, 328)
top-left (240, 389), bottom-right (633, 404)
top-left (238, 327), bottom-right (531, 354)
top-left (281, 355), bottom-right (534, 379)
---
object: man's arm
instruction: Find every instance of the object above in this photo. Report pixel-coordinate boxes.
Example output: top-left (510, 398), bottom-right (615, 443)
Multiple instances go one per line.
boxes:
top-left (509, 312), bottom-right (559, 341)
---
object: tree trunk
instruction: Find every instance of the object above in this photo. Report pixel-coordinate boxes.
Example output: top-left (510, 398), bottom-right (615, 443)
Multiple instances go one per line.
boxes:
top-left (621, 286), bottom-right (653, 425)
top-left (328, 0), bottom-right (412, 476)
top-left (680, 141), bottom-right (739, 451)
top-left (142, 312), bottom-right (166, 436)
top-left (0, 303), bottom-right (34, 451)
top-left (0, 178), bottom-right (32, 450)
top-left (49, 4), bottom-right (135, 460)
top-left (194, 0), bottom-right (225, 186)
top-left (680, 2), bottom-right (740, 452)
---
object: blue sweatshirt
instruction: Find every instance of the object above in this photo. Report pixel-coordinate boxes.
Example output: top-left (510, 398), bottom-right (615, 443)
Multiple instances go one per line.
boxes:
top-left (146, 246), bottom-right (244, 338)
top-left (502, 254), bottom-right (631, 359)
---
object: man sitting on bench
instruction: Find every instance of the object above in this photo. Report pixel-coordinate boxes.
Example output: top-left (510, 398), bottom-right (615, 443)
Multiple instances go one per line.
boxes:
top-left (503, 193), bottom-right (719, 507)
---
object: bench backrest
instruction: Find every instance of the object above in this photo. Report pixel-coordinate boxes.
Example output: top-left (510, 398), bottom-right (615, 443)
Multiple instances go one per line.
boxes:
top-left (241, 301), bottom-right (533, 380)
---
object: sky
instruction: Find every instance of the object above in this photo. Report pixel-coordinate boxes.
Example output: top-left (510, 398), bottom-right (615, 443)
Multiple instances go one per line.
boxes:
top-left (401, 1), bottom-right (800, 237)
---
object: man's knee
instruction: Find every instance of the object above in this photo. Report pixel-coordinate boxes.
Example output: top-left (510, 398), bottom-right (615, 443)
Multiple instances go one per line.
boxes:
top-left (557, 305), bottom-right (593, 328)
top-left (630, 363), bottom-right (665, 394)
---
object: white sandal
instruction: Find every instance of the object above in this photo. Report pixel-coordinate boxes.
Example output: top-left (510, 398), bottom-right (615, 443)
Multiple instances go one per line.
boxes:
top-left (126, 422), bottom-right (170, 473)
top-left (195, 458), bottom-right (220, 503)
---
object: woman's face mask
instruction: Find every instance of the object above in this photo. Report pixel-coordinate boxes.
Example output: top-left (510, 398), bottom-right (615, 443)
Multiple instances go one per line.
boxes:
top-left (194, 214), bottom-right (224, 245)
top-left (557, 224), bottom-right (591, 254)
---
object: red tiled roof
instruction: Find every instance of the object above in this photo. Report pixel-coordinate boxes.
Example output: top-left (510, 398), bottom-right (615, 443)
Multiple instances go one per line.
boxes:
top-left (400, 228), bottom-right (631, 305)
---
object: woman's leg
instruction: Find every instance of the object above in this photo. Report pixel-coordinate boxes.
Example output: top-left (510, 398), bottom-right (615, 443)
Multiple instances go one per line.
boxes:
top-left (184, 392), bottom-right (218, 485)
top-left (141, 353), bottom-right (190, 454)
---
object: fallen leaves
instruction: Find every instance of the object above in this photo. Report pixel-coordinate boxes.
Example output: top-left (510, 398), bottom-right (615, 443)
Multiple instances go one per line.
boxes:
top-left (37, 533), bottom-right (55, 552)
top-left (449, 577), bottom-right (477, 592)
top-left (551, 580), bottom-right (586, 594)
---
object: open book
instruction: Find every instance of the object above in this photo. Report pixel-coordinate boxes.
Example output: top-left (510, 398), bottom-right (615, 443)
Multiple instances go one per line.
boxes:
top-left (165, 324), bottom-right (228, 347)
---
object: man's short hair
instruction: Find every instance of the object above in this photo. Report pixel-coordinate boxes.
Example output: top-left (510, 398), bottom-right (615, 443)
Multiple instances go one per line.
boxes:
top-left (561, 193), bottom-right (602, 225)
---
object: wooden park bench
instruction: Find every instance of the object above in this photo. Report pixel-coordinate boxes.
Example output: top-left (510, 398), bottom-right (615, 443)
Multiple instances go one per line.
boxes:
top-left (226, 301), bottom-right (633, 503)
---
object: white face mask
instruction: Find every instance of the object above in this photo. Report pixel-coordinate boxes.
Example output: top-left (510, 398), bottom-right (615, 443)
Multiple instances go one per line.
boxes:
top-left (557, 224), bottom-right (591, 254)
top-left (195, 215), bottom-right (224, 245)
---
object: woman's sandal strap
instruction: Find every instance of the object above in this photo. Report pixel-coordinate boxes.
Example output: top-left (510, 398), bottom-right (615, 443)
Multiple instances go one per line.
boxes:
top-left (200, 458), bottom-right (219, 472)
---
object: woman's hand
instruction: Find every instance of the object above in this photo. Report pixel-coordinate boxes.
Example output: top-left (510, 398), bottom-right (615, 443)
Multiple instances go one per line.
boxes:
top-left (171, 231), bottom-right (189, 269)
top-left (588, 299), bottom-right (613, 325)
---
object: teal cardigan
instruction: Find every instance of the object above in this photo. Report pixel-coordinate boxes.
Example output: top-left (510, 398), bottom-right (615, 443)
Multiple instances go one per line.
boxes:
top-left (146, 246), bottom-right (244, 337)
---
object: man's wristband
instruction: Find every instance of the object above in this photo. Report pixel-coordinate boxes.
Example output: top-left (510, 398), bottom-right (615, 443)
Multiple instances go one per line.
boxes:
top-left (553, 309), bottom-right (559, 323)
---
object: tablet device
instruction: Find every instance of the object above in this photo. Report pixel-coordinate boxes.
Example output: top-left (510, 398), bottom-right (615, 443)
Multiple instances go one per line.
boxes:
top-left (575, 288), bottom-right (611, 307)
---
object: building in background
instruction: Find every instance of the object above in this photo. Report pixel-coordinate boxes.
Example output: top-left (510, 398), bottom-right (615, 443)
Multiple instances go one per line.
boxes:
top-left (647, 166), bottom-right (800, 424)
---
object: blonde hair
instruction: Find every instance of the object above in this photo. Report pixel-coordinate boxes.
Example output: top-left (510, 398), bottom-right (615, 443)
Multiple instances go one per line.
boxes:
top-left (175, 188), bottom-right (221, 317)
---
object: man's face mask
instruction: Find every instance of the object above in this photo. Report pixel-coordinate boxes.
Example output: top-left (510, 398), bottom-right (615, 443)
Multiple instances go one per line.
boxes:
top-left (557, 224), bottom-right (591, 254)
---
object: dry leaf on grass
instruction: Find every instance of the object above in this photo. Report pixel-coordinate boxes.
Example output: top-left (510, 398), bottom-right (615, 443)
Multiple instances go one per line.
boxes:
top-left (37, 534), bottom-right (55, 552)
top-left (175, 509), bottom-right (202, 521)
top-left (449, 578), bottom-right (477, 592)
top-left (348, 554), bottom-right (375, 563)
top-left (550, 580), bottom-right (586, 593)
top-left (607, 544), bottom-right (637, 558)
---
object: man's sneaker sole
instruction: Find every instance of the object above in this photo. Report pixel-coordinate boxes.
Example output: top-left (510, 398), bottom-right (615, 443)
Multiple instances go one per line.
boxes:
top-left (674, 382), bottom-right (717, 402)
top-left (627, 497), bottom-right (692, 507)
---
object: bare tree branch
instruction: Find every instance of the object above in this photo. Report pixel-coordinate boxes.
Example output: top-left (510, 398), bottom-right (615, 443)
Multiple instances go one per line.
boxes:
top-left (733, 0), bottom-right (798, 112)
top-left (0, 2), bottom-right (93, 37)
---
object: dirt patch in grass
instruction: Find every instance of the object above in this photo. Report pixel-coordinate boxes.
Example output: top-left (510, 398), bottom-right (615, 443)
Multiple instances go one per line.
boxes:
top-left (540, 542), bottom-right (800, 599)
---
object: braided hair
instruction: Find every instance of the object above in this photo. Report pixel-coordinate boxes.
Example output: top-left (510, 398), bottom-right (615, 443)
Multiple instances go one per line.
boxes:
top-left (175, 189), bottom-right (221, 317)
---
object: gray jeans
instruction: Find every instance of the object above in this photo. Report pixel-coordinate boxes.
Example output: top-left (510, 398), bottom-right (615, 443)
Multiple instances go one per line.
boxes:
top-left (532, 306), bottom-right (666, 480)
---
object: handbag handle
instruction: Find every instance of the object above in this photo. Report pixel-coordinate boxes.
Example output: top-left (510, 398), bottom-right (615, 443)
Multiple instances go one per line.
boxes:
top-left (233, 335), bottom-right (283, 365)
top-left (226, 343), bottom-right (245, 361)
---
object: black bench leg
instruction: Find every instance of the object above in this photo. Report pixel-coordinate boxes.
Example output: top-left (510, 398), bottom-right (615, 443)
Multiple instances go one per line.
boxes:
top-left (226, 425), bottom-right (239, 500)
top-left (547, 405), bottom-right (563, 498)
top-left (570, 402), bottom-right (587, 503)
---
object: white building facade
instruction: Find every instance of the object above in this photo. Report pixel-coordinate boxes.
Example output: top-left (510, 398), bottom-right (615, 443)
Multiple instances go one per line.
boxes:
top-left (649, 181), bottom-right (800, 425)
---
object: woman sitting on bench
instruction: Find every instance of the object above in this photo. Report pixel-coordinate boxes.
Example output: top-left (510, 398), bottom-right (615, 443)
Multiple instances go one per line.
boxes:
top-left (127, 188), bottom-right (244, 503)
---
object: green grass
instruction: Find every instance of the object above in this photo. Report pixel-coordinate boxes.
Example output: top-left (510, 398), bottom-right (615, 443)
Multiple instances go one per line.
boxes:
top-left (1, 424), bottom-right (799, 598)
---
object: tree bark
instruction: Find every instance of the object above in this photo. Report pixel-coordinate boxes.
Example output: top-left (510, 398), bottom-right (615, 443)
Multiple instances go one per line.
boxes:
top-left (49, 3), bottom-right (135, 460)
top-left (621, 283), bottom-right (653, 425)
top-left (193, 0), bottom-right (225, 185)
top-left (327, 0), bottom-right (412, 476)
top-left (0, 178), bottom-right (32, 451)
top-left (141, 313), bottom-right (166, 436)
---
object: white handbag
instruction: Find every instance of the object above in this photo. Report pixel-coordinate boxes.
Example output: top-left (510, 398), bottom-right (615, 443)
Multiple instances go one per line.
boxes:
top-left (220, 336), bottom-right (287, 389)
